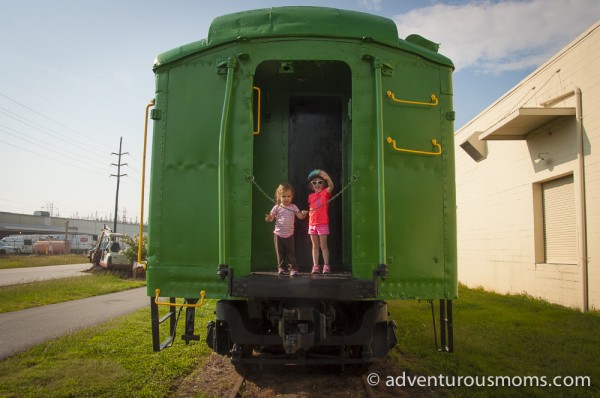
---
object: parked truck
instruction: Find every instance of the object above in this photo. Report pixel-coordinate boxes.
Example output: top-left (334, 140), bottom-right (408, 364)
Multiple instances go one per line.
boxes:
top-left (0, 236), bottom-right (34, 254)
top-left (1, 233), bottom-right (96, 255)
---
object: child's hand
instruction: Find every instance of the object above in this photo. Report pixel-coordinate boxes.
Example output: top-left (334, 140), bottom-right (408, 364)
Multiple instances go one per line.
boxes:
top-left (297, 209), bottom-right (308, 220)
top-left (320, 170), bottom-right (334, 193)
top-left (265, 213), bottom-right (274, 222)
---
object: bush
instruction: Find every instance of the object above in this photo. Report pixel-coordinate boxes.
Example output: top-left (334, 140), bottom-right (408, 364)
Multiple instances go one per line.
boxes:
top-left (122, 235), bottom-right (147, 264)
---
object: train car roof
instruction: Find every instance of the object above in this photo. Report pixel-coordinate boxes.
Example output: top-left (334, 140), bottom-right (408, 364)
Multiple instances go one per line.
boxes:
top-left (153, 7), bottom-right (454, 70)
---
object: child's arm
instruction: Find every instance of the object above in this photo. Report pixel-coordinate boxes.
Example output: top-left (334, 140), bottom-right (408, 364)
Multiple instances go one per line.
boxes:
top-left (265, 207), bottom-right (276, 222)
top-left (297, 210), bottom-right (308, 220)
top-left (321, 171), bottom-right (334, 194)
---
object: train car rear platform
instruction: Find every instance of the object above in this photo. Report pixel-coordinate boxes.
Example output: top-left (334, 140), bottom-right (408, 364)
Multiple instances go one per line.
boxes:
top-left (231, 271), bottom-right (377, 300)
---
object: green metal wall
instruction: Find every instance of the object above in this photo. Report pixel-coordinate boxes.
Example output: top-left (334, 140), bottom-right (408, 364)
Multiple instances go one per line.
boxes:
top-left (146, 7), bottom-right (457, 301)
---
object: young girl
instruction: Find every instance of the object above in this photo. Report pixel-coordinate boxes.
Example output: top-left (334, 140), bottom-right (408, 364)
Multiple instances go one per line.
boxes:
top-left (307, 169), bottom-right (334, 274)
top-left (265, 182), bottom-right (308, 276)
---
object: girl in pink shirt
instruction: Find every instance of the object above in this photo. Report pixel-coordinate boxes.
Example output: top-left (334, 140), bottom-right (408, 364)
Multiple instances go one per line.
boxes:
top-left (307, 170), bottom-right (334, 274)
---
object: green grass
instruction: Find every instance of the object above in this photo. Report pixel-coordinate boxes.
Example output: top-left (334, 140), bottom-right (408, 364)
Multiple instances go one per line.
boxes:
top-left (0, 285), bottom-right (598, 397)
top-left (389, 286), bottom-right (600, 397)
top-left (0, 254), bottom-right (88, 269)
top-left (0, 272), bottom-right (146, 313)
top-left (0, 302), bottom-right (214, 398)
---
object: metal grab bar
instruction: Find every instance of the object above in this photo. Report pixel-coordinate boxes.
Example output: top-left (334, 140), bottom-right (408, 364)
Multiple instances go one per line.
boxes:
top-left (252, 86), bottom-right (261, 135)
top-left (218, 57), bottom-right (238, 265)
top-left (154, 289), bottom-right (206, 308)
top-left (386, 137), bottom-right (442, 156)
top-left (386, 90), bottom-right (438, 107)
top-left (374, 59), bottom-right (387, 266)
top-left (138, 99), bottom-right (155, 269)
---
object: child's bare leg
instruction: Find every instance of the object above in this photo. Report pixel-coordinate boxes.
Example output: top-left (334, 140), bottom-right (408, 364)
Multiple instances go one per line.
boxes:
top-left (310, 234), bottom-right (320, 265)
top-left (310, 234), bottom-right (321, 273)
top-left (320, 235), bottom-right (329, 265)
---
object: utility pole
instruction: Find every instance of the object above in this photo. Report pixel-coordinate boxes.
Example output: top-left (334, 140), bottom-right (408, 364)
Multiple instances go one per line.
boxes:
top-left (45, 202), bottom-right (54, 217)
top-left (111, 137), bottom-right (128, 232)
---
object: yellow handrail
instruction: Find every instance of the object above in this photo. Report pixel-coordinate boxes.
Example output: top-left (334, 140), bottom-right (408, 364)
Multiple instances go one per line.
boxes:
top-left (386, 137), bottom-right (442, 156)
top-left (154, 289), bottom-right (206, 308)
top-left (138, 99), bottom-right (155, 270)
top-left (252, 86), bottom-right (261, 135)
top-left (386, 90), bottom-right (438, 107)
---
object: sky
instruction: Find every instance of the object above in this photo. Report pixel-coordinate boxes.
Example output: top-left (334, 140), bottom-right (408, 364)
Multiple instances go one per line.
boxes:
top-left (1, 0), bottom-right (599, 224)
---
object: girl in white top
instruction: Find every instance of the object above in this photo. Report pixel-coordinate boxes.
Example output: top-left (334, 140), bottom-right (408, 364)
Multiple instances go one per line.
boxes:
top-left (265, 182), bottom-right (308, 275)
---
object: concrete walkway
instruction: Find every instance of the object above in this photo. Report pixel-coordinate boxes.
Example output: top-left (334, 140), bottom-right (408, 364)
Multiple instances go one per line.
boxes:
top-left (0, 263), bottom-right (92, 286)
top-left (0, 286), bottom-right (149, 360)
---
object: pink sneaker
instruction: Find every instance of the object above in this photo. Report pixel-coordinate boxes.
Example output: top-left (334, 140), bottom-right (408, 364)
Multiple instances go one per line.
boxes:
top-left (290, 269), bottom-right (299, 276)
top-left (322, 264), bottom-right (331, 274)
top-left (311, 265), bottom-right (321, 274)
top-left (278, 267), bottom-right (288, 275)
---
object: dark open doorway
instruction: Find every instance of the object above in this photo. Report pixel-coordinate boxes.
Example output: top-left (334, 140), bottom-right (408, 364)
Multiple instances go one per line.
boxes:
top-left (289, 96), bottom-right (343, 269)
top-left (251, 60), bottom-right (351, 273)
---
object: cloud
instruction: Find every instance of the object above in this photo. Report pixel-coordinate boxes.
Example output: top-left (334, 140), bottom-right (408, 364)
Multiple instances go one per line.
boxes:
top-left (393, 0), bottom-right (600, 74)
top-left (359, 0), bottom-right (382, 11)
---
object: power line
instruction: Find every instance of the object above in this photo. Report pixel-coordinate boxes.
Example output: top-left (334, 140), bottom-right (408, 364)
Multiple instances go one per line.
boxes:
top-left (0, 137), bottom-right (106, 177)
top-left (0, 124), bottom-right (110, 172)
top-left (0, 92), bottom-right (113, 151)
top-left (0, 105), bottom-right (110, 159)
top-left (0, 70), bottom-right (115, 149)
top-left (0, 105), bottom-right (147, 181)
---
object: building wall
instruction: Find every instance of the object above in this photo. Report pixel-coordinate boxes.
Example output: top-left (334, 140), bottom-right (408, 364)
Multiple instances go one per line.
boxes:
top-left (0, 211), bottom-right (145, 239)
top-left (455, 22), bottom-right (600, 310)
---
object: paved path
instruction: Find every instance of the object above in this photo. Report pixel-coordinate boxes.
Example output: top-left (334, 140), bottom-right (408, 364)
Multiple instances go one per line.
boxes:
top-left (0, 263), bottom-right (92, 286)
top-left (0, 286), bottom-right (149, 360)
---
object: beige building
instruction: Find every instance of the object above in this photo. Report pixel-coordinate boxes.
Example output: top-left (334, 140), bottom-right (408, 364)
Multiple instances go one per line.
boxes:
top-left (0, 211), bottom-right (144, 240)
top-left (455, 21), bottom-right (599, 311)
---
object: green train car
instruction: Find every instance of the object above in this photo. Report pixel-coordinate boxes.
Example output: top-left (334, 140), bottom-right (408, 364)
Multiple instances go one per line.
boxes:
top-left (145, 6), bottom-right (456, 367)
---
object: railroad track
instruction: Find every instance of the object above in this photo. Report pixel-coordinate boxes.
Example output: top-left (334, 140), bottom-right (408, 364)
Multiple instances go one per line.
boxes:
top-left (171, 354), bottom-right (411, 397)
top-left (227, 367), bottom-right (380, 398)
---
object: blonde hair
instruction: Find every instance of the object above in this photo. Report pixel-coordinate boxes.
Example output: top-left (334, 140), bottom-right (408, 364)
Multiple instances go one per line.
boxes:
top-left (275, 182), bottom-right (294, 204)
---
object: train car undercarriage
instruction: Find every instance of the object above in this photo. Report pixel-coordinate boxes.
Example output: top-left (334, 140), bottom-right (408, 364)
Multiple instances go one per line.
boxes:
top-left (151, 270), bottom-right (398, 367)
top-left (207, 268), bottom-right (396, 366)
top-left (207, 297), bottom-right (397, 367)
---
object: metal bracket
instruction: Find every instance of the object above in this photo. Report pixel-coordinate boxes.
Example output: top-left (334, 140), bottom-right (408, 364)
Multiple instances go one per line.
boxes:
top-left (216, 57), bottom-right (238, 75)
top-left (364, 55), bottom-right (394, 77)
top-left (374, 263), bottom-right (388, 280)
top-left (217, 263), bottom-right (229, 280)
top-left (150, 108), bottom-right (162, 120)
top-left (381, 62), bottom-right (394, 77)
top-left (236, 36), bottom-right (252, 61)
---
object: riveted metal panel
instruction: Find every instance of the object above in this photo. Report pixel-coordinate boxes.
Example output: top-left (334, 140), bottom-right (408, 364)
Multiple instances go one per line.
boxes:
top-left (146, 7), bottom-right (457, 302)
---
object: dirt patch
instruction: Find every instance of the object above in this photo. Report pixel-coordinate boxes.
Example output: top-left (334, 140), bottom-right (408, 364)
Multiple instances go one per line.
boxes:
top-left (171, 353), bottom-right (441, 397)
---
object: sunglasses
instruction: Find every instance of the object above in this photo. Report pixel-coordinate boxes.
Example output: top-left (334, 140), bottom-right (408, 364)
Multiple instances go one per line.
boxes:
top-left (311, 180), bottom-right (324, 186)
